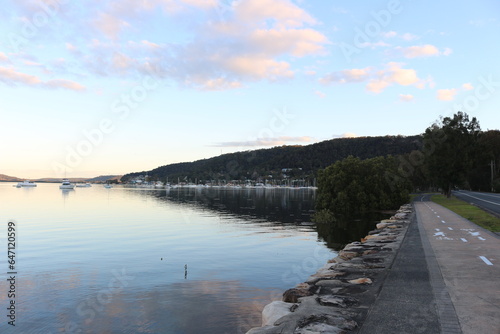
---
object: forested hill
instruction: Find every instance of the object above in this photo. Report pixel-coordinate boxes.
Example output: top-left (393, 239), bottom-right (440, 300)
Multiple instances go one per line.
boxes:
top-left (122, 135), bottom-right (422, 183)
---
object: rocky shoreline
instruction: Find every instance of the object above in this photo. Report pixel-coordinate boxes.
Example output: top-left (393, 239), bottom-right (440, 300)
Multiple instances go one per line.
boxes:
top-left (246, 204), bottom-right (413, 334)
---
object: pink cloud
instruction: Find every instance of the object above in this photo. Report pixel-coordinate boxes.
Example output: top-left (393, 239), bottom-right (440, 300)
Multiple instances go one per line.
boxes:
top-left (399, 44), bottom-right (452, 58)
top-left (0, 66), bottom-right (85, 91)
top-left (437, 88), bottom-right (457, 101)
top-left (399, 94), bottom-right (414, 102)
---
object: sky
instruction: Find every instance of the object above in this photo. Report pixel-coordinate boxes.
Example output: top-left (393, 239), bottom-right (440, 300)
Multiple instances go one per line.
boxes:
top-left (1, 0), bottom-right (499, 178)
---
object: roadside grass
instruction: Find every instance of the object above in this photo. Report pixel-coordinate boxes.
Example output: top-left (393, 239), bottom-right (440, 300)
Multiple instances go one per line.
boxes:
top-left (431, 194), bottom-right (500, 232)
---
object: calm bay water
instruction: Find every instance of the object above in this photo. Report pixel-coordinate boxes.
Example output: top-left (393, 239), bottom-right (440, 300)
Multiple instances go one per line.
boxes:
top-left (0, 183), bottom-right (384, 333)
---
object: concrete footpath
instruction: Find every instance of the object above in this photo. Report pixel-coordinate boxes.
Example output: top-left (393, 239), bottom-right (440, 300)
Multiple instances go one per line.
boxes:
top-left (414, 197), bottom-right (500, 334)
top-left (360, 197), bottom-right (500, 334)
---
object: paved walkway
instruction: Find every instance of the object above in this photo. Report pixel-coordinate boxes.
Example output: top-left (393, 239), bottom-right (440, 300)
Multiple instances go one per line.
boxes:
top-left (415, 198), bottom-right (500, 334)
top-left (359, 208), bottom-right (445, 334)
top-left (359, 197), bottom-right (500, 334)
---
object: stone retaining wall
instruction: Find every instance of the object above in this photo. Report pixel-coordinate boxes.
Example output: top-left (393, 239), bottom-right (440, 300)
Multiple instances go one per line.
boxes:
top-left (246, 204), bottom-right (413, 334)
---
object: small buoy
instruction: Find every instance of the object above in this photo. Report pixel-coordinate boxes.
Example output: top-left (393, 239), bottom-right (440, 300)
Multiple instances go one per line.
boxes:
top-left (161, 258), bottom-right (163, 260)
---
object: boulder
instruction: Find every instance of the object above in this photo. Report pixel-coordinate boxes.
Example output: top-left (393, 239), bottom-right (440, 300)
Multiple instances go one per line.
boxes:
top-left (348, 278), bottom-right (373, 285)
top-left (283, 287), bottom-right (314, 303)
top-left (262, 301), bottom-right (295, 326)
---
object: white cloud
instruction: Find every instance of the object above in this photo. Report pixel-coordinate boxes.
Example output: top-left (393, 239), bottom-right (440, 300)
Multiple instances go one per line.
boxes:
top-left (321, 63), bottom-right (426, 94)
top-left (0, 52), bottom-right (8, 62)
top-left (462, 83), bottom-right (474, 91)
top-left (82, 0), bottom-right (328, 89)
top-left (93, 12), bottom-right (131, 39)
top-left (469, 18), bottom-right (497, 27)
top-left (399, 94), bottom-right (414, 102)
top-left (223, 56), bottom-right (293, 80)
top-left (235, 0), bottom-right (316, 28)
top-left (45, 79), bottom-right (86, 91)
top-left (358, 41), bottom-right (391, 49)
top-left (332, 133), bottom-right (358, 138)
top-left (401, 33), bottom-right (419, 41)
top-left (0, 66), bottom-right (85, 91)
top-left (399, 44), bottom-right (452, 58)
top-left (382, 31), bottom-right (419, 40)
top-left (314, 90), bottom-right (326, 98)
top-left (437, 88), bottom-right (457, 101)
top-left (0, 66), bottom-right (41, 85)
top-left (213, 136), bottom-right (315, 147)
top-left (187, 77), bottom-right (243, 91)
top-left (249, 28), bottom-right (328, 57)
top-left (319, 67), bottom-right (371, 84)
top-left (382, 31), bottom-right (397, 38)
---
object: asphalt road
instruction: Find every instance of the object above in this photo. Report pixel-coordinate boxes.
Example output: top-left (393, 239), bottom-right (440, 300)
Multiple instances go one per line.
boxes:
top-left (453, 190), bottom-right (500, 217)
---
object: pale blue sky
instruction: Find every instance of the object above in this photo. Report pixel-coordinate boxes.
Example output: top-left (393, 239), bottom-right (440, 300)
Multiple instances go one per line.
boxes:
top-left (1, 0), bottom-right (499, 178)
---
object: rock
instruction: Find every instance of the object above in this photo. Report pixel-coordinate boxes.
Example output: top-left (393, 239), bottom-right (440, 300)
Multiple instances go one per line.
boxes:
top-left (348, 278), bottom-right (373, 285)
top-left (315, 279), bottom-right (349, 288)
top-left (283, 288), bottom-right (314, 303)
top-left (338, 250), bottom-right (359, 260)
top-left (362, 249), bottom-right (379, 256)
top-left (262, 301), bottom-right (296, 326)
top-left (376, 222), bottom-right (389, 229)
top-left (393, 212), bottom-right (407, 219)
top-left (317, 295), bottom-right (358, 308)
top-left (294, 322), bottom-right (343, 333)
top-left (295, 314), bottom-right (358, 333)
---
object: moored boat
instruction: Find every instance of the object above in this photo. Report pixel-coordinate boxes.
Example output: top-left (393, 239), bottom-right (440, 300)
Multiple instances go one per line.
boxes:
top-left (76, 183), bottom-right (92, 187)
top-left (17, 180), bottom-right (37, 187)
top-left (59, 179), bottom-right (75, 189)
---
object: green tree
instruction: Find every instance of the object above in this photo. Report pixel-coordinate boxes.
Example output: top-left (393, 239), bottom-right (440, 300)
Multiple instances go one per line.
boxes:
top-left (315, 155), bottom-right (412, 217)
top-left (423, 112), bottom-right (481, 197)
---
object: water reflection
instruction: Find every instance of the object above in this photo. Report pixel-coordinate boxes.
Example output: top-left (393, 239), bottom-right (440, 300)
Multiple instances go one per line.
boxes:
top-left (124, 187), bottom-right (390, 250)
top-left (159, 187), bottom-right (317, 224)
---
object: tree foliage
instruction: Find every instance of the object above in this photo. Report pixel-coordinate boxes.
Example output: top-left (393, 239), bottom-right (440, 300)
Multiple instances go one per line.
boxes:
top-left (315, 156), bottom-right (412, 215)
top-left (423, 112), bottom-right (481, 197)
top-left (122, 135), bottom-right (422, 183)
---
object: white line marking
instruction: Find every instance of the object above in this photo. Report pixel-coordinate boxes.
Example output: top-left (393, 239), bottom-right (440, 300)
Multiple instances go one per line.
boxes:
top-left (479, 256), bottom-right (493, 266)
top-left (448, 227), bottom-right (453, 230)
top-left (457, 192), bottom-right (500, 206)
top-left (441, 220), bottom-right (446, 224)
top-left (461, 238), bottom-right (468, 242)
top-left (434, 232), bottom-right (446, 237)
top-left (435, 228), bottom-right (441, 231)
top-left (469, 231), bottom-right (480, 237)
top-left (478, 237), bottom-right (486, 241)
top-left (437, 215), bottom-right (440, 218)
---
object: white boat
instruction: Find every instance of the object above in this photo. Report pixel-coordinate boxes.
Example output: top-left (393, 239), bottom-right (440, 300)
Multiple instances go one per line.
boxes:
top-left (154, 181), bottom-right (164, 188)
top-left (17, 180), bottom-right (37, 187)
top-left (59, 179), bottom-right (75, 189)
top-left (104, 184), bottom-right (113, 188)
top-left (76, 183), bottom-right (92, 187)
